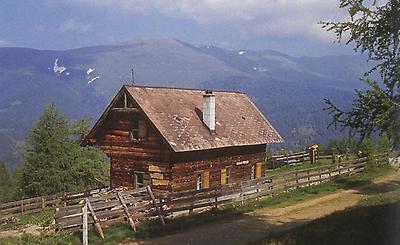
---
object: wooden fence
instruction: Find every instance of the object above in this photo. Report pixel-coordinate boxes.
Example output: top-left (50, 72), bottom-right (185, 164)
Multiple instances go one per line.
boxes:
top-left (372, 153), bottom-right (390, 165)
top-left (55, 157), bottom-right (372, 237)
top-left (268, 151), bottom-right (310, 169)
top-left (0, 188), bottom-right (108, 219)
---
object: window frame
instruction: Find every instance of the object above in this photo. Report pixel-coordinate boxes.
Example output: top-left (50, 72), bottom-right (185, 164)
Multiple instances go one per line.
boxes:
top-left (196, 173), bottom-right (203, 190)
top-left (131, 119), bottom-right (147, 141)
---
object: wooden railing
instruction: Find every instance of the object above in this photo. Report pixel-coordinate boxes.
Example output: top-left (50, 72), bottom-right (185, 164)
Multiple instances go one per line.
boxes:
top-left (268, 151), bottom-right (310, 168)
top-left (0, 188), bottom-right (108, 219)
top-left (55, 157), bottom-right (371, 237)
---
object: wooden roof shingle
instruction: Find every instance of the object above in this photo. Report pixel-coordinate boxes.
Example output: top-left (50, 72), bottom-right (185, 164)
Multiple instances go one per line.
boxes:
top-left (123, 85), bottom-right (283, 152)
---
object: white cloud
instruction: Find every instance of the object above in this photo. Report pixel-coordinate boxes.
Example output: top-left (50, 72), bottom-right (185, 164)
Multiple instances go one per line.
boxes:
top-left (65, 0), bottom-right (348, 41)
top-left (0, 39), bottom-right (10, 47)
top-left (58, 19), bottom-right (91, 33)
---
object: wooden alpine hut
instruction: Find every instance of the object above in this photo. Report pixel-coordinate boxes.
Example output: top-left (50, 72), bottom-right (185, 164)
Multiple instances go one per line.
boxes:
top-left (83, 85), bottom-right (283, 192)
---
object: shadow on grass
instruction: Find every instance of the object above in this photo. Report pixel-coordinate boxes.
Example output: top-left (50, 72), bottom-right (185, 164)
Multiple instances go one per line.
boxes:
top-left (255, 200), bottom-right (400, 245)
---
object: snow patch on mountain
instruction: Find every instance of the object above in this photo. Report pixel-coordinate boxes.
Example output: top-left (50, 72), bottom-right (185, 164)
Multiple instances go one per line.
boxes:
top-left (87, 68), bottom-right (95, 75)
top-left (53, 58), bottom-right (66, 75)
top-left (88, 76), bottom-right (100, 84)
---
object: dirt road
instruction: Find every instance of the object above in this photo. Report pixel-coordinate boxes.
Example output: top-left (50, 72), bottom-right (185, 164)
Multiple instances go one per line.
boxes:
top-left (127, 171), bottom-right (400, 245)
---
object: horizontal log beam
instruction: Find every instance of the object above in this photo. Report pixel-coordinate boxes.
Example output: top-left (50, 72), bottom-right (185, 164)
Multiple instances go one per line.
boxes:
top-left (111, 108), bottom-right (139, 113)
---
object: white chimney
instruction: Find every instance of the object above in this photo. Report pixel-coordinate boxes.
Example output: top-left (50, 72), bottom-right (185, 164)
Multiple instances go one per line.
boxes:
top-left (203, 90), bottom-right (216, 131)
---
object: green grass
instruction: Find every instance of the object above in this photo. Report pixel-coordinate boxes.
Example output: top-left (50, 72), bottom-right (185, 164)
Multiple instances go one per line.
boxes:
top-left (0, 231), bottom-right (78, 245)
top-left (86, 164), bottom-right (395, 245)
top-left (265, 157), bottom-right (348, 176)
top-left (0, 210), bottom-right (54, 232)
top-left (1, 164), bottom-right (394, 245)
top-left (256, 184), bottom-right (400, 245)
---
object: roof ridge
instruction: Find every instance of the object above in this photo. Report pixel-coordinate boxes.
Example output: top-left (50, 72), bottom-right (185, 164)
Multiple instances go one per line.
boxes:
top-left (124, 84), bottom-right (245, 94)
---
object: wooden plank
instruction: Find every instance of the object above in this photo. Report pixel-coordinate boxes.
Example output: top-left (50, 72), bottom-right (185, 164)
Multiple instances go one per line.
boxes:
top-left (117, 192), bottom-right (136, 232)
top-left (146, 186), bottom-right (165, 226)
top-left (152, 179), bottom-right (170, 186)
top-left (111, 108), bottom-right (139, 113)
top-left (82, 203), bottom-right (88, 245)
top-left (85, 198), bottom-right (105, 239)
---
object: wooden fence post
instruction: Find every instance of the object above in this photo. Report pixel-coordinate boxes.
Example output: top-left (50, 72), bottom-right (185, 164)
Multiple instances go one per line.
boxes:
top-left (214, 189), bottom-right (218, 209)
top-left (146, 186), bottom-right (165, 226)
top-left (307, 170), bottom-right (310, 186)
top-left (319, 169), bottom-right (322, 184)
top-left (63, 192), bottom-right (67, 207)
top-left (117, 192), bottom-right (136, 232)
top-left (295, 173), bottom-right (299, 188)
top-left (41, 196), bottom-right (45, 210)
top-left (20, 200), bottom-right (24, 215)
top-left (86, 198), bottom-right (105, 239)
top-left (82, 203), bottom-right (88, 245)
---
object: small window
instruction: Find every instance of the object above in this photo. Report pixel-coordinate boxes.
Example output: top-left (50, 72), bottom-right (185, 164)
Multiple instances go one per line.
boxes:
top-left (133, 171), bottom-right (150, 189)
top-left (226, 168), bottom-right (231, 184)
top-left (221, 168), bottom-right (231, 185)
top-left (133, 172), bottom-right (143, 189)
top-left (131, 119), bottom-right (147, 140)
top-left (197, 173), bottom-right (202, 190)
top-left (132, 120), bottom-right (139, 139)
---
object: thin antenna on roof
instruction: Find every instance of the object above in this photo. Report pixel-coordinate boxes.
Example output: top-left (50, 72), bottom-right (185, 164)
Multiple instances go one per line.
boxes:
top-left (131, 68), bottom-right (135, 84)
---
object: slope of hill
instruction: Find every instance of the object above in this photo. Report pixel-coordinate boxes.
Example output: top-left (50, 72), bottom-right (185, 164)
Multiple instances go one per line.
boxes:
top-left (0, 38), bottom-right (368, 169)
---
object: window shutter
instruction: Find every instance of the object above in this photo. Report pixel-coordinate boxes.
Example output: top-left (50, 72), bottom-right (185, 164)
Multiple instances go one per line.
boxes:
top-left (221, 169), bottom-right (227, 185)
top-left (256, 162), bottom-right (262, 178)
top-left (202, 171), bottom-right (210, 189)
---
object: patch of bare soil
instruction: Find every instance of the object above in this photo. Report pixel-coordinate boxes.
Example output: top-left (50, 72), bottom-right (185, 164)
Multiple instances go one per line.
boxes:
top-left (127, 171), bottom-right (400, 245)
top-left (0, 224), bottom-right (42, 238)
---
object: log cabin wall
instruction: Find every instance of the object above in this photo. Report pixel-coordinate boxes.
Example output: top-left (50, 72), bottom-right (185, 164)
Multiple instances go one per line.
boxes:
top-left (170, 145), bottom-right (266, 192)
top-left (95, 105), bottom-right (173, 192)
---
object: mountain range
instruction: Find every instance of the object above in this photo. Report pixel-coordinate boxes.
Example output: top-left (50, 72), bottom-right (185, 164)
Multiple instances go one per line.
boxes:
top-left (0, 37), bottom-right (370, 169)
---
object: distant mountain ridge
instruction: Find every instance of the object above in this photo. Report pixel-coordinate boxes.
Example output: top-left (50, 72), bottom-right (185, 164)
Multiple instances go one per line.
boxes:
top-left (0, 37), bottom-right (369, 169)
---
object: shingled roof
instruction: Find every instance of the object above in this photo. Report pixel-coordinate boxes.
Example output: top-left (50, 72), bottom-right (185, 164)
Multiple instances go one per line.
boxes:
top-left (87, 85), bottom-right (283, 152)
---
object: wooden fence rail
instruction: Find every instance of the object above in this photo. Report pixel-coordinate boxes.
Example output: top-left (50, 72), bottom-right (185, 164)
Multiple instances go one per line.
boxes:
top-left (0, 187), bottom-right (109, 218)
top-left (269, 151), bottom-right (310, 169)
top-left (55, 156), bottom-right (385, 237)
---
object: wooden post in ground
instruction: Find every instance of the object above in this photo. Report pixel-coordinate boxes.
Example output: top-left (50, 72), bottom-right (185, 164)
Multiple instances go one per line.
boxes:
top-left (63, 192), bottom-right (67, 207)
top-left (85, 198), bottom-right (105, 239)
top-left (146, 186), bottom-right (165, 226)
top-left (82, 203), bottom-right (88, 245)
top-left (295, 172), bottom-right (299, 188)
top-left (214, 189), bottom-right (218, 209)
top-left (307, 170), bottom-right (310, 186)
top-left (319, 169), bottom-right (322, 184)
top-left (117, 192), bottom-right (136, 232)
top-left (20, 200), bottom-right (24, 215)
top-left (41, 197), bottom-right (45, 210)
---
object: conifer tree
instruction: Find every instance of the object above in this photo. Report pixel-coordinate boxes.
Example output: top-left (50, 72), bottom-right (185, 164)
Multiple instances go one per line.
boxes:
top-left (21, 104), bottom-right (109, 197)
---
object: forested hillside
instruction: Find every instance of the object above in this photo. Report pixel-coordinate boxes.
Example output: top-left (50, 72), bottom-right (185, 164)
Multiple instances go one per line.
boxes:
top-left (0, 38), bottom-right (370, 169)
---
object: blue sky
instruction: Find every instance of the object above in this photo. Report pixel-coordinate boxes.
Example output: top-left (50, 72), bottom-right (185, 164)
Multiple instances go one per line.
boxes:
top-left (0, 0), bottom-right (355, 56)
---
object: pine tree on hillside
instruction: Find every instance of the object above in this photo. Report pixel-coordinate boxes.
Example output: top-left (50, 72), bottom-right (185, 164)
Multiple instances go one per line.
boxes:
top-left (21, 104), bottom-right (109, 197)
top-left (0, 162), bottom-right (10, 186)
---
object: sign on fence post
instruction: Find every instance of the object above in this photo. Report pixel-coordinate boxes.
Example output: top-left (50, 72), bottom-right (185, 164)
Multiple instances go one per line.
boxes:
top-left (82, 203), bottom-right (88, 245)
